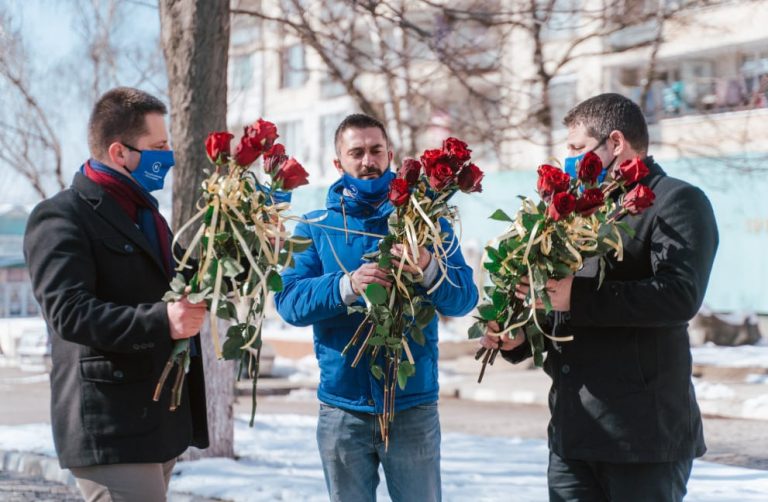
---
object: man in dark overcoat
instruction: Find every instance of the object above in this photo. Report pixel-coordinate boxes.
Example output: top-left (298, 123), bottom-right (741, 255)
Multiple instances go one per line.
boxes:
top-left (24, 87), bottom-right (209, 501)
top-left (480, 93), bottom-right (719, 502)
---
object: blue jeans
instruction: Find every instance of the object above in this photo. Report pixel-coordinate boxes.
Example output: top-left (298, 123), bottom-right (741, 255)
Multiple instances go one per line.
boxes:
top-left (316, 402), bottom-right (441, 502)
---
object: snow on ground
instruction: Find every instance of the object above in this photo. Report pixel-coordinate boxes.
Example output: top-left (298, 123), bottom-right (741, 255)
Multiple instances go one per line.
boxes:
top-left (691, 343), bottom-right (768, 368)
top-left (2, 416), bottom-right (767, 502)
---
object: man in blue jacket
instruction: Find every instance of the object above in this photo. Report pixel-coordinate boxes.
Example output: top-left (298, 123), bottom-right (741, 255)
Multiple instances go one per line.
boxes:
top-left (275, 113), bottom-right (478, 502)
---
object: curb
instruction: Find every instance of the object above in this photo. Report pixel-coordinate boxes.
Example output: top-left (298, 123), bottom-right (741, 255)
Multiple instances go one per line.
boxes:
top-left (0, 449), bottom-right (223, 502)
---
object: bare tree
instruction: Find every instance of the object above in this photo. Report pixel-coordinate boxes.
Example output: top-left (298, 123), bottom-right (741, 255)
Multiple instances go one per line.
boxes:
top-left (233, 0), bottom-right (746, 164)
top-left (159, 0), bottom-right (234, 459)
top-left (0, 10), bottom-right (65, 199)
top-left (0, 0), bottom-right (167, 201)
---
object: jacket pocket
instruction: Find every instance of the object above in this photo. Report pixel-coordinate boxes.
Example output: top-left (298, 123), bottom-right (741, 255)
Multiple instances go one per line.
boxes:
top-left (79, 355), bottom-right (161, 437)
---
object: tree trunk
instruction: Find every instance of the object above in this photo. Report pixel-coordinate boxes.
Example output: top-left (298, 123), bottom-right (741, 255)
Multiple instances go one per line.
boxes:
top-left (159, 0), bottom-right (234, 459)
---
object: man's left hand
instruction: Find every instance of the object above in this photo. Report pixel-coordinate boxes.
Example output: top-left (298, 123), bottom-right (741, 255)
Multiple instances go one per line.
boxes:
top-left (515, 275), bottom-right (573, 311)
top-left (390, 244), bottom-right (431, 276)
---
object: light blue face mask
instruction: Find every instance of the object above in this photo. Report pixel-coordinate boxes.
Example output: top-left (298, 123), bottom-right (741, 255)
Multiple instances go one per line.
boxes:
top-left (341, 169), bottom-right (395, 205)
top-left (122, 143), bottom-right (175, 192)
top-left (563, 136), bottom-right (615, 184)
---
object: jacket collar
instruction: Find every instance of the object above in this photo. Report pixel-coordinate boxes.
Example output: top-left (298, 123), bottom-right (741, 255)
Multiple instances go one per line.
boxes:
top-left (72, 172), bottom-right (168, 276)
top-left (325, 177), bottom-right (394, 220)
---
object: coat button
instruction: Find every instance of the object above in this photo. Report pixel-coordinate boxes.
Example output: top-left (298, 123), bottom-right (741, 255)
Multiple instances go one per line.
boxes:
top-left (113, 370), bottom-right (125, 379)
top-left (368, 400), bottom-right (375, 406)
top-left (132, 344), bottom-right (140, 350)
top-left (561, 364), bottom-right (571, 374)
top-left (124, 244), bottom-right (134, 253)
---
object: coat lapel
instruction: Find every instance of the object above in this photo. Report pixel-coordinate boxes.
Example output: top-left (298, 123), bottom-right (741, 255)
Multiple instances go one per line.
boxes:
top-left (72, 172), bottom-right (169, 277)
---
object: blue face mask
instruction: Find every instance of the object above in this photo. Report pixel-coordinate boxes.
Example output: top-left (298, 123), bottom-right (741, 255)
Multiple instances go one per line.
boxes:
top-left (563, 137), bottom-right (615, 184)
top-left (341, 169), bottom-right (395, 205)
top-left (122, 143), bottom-right (175, 192)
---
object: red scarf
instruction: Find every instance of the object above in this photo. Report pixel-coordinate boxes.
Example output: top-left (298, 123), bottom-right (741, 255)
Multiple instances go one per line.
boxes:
top-left (83, 160), bottom-right (173, 277)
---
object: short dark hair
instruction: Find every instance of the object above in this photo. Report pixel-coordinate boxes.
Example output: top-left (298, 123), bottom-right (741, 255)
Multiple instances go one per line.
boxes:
top-left (333, 113), bottom-right (389, 154)
top-left (87, 87), bottom-right (167, 159)
top-left (563, 93), bottom-right (649, 153)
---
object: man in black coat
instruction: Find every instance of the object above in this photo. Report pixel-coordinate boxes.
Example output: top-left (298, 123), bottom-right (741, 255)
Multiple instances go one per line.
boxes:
top-left (480, 93), bottom-right (718, 501)
top-left (24, 87), bottom-right (209, 501)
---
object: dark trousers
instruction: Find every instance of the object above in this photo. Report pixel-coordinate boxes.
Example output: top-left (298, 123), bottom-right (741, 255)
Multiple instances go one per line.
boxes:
top-left (548, 451), bottom-right (693, 502)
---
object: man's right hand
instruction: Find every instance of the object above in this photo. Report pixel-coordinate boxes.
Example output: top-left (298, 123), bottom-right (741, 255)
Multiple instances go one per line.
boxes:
top-left (479, 320), bottom-right (526, 351)
top-left (167, 298), bottom-right (208, 340)
top-left (350, 262), bottom-right (392, 296)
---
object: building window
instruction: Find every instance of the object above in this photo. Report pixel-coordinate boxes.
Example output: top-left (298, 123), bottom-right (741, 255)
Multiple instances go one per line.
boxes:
top-left (320, 74), bottom-right (346, 99)
top-left (548, 75), bottom-right (578, 128)
top-left (275, 120), bottom-right (303, 162)
top-left (280, 45), bottom-right (308, 89)
top-left (232, 54), bottom-right (254, 92)
top-left (318, 112), bottom-right (348, 175)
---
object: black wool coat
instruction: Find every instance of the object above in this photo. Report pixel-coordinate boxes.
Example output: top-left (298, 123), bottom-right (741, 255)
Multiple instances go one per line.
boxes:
top-left (503, 158), bottom-right (719, 463)
top-left (23, 172), bottom-right (209, 468)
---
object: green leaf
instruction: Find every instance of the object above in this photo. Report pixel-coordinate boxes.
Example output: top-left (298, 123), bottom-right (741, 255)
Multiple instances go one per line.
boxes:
top-left (267, 271), bottom-right (283, 292)
top-left (370, 364), bottom-right (384, 380)
top-left (378, 255), bottom-right (392, 269)
top-left (397, 361), bottom-right (416, 390)
top-left (616, 221), bottom-right (635, 238)
top-left (203, 206), bottom-right (214, 225)
top-left (170, 274), bottom-right (187, 294)
top-left (162, 290), bottom-right (182, 303)
top-left (489, 209), bottom-right (513, 222)
top-left (365, 283), bottom-right (388, 305)
top-left (410, 326), bottom-right (425, 346)
top-left (187, 287), bottom-right (212, 304)
top-left (415, 305), bottom-right (436, 328)
top-left (375, 324), bottom-right (389, 337)
top-left (477, 304), bottom-right (498, 322)
top-left (367, 336), bottom-right (386, 346)
top-left (485, 246), bottom-right (502, 263)
top-left (468, 322), bottom-right (486, 340)
top-left (216, 300), bottom-right (238, 321)
top-left (222, 335), bottom-right (243, 360)
top-left (220, 256), bottom-right (245, 278)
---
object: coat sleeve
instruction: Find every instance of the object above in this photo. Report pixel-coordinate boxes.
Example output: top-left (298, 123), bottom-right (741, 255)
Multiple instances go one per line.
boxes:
top-left (23, 198), bottom-right (170, 354)
top-left (422, 219), bottom-right (479, 317)
top-left (274, 221), bottom-right (347, 327)
top-left (569, 184), bottom-right (719, 328)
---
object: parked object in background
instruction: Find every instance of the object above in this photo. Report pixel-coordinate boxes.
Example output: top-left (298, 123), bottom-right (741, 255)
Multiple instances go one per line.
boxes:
top-left (15, 326), bottom-right (50, 372)
top-left (689, 306), bottom-right (762, 347)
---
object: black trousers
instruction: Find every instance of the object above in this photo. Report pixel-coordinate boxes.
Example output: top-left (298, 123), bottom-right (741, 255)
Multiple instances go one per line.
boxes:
top-left (548, 451), bottom-right (693, 502)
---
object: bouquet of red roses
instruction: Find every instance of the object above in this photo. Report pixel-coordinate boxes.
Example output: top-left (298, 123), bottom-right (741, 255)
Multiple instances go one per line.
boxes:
top-left (343, 137), bottom-right (483, 446)
top-left (157, 119), bottom-right (310, 424)
top-left (470, 153), bottom-right (655, 379)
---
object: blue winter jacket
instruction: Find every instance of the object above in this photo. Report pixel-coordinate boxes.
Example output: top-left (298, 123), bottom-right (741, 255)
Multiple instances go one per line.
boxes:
top-left (275, 178), bottom-right (478, 413)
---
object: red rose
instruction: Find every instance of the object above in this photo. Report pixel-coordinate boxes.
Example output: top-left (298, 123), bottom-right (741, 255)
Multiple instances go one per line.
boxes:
top-left (578, 151), bottom-right (603, 185)
top-left (234, 119), bottom-right (280, 167)
top-left (273, 157), bottom-right (309, 190)
top-left (420, 149), bottom-right (446, 176)
top-left (574, 188), bottom-right (605, 216)
top-left (388, 178), bottom-right (410, 207)
top-left (263, 143), bottom-right (288, 174)
top-left (617, 156), bottom-right (649, 184)
top-left (547, 192), bottom-right (576, 221)
top-left (205, 131), bottom-right (234, 164)
top-left (456, 163), bottom-right (483, 193)
top-left (442, 137), bottom-right (471, 164)
top-left (397, 158), bottom-right (422, 186)
top-left (537, 164), bottom-right (571, 201)
top-left (428, 161), bottom-right (455, 191)
top-left (623, 184), bottom-right (655, 215)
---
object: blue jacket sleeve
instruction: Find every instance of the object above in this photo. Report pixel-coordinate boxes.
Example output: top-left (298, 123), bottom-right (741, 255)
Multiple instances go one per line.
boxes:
top-left (274, 220), bottom-right (348, 327)
top-left (423, 219), bottom-right (478, 317)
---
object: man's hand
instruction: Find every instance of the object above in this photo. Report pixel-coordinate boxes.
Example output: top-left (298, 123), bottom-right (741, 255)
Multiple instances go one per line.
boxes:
top-left (515, 275), bottom-right (573, 311)
top-left (390, 244), bottom-right (431, 276)
top-left (479, 320), bottom-right (526, 351)
top-left (350, 263), bottom-right (392, 296)
top-left (167, 298), bottom-right (208, 340)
